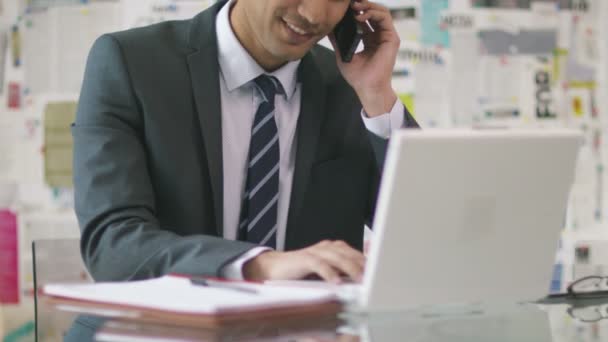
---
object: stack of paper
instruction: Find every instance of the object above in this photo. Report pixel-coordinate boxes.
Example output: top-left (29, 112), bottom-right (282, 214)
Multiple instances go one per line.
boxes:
top-left (42, 275), bottom-right (342, 327)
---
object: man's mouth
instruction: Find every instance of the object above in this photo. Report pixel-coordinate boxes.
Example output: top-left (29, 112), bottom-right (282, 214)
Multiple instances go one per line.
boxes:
top-left (282, 18), bottom-right (314, 36)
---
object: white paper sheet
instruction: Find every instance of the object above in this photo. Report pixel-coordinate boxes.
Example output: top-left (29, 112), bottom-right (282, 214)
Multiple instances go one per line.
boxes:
top-left (22, 3), bottom-right (122, 95)
top-left (448, 31), bottom-right (480, 126)
top-left (44, 275), bottom-right (338, 314)
top-left (477, 55), bottom-right (524, 123)
top-left (0, 117), bottom-right (21, 182)
top-left (0, 31), bottom-right (6, 95)
top-left (414, 59), bottom-right (449, 127)
top-left (122, 0), bottom-right (212, 29)
top-left (22, 9), bottom-right (52, 96)
top-left (51, 3), bottom-right (122, 93)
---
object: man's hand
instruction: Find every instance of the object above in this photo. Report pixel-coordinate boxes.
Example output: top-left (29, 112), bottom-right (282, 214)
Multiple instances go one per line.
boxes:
top-left (329, 0), bottom-right (399, 117)
top-left (243, 240), bottom-right (365, 283)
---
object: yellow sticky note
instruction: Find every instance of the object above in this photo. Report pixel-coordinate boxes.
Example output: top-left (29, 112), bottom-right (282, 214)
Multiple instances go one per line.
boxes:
top-left (573, 97), bottom-right (583, 117)
top-left (398, 94), bottom-right (415, 117)
top-left (44, 101), bottom-right (78, 188)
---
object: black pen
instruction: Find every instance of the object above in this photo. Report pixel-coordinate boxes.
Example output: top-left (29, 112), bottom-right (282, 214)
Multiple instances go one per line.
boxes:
top-left (190, 277), bottom-right (259, 295)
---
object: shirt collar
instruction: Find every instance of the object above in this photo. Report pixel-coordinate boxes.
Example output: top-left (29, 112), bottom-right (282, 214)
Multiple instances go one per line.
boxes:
top-left (215, 0), bottom-right (300, 99)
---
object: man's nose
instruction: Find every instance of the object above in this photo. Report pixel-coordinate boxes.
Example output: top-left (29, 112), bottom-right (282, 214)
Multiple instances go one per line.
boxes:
top-left (297, 0), bottom-right (327, 27)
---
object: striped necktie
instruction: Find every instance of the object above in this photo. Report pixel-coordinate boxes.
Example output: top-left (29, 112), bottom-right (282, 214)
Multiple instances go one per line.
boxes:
top-left (238, 75), bottom-right (284, 248)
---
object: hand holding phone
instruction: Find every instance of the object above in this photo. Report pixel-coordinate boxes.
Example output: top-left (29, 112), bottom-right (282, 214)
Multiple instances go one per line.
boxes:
top-left (331, 0), bottom-right (400, 116)
top-left (332, 5), bottom-right (363, 63)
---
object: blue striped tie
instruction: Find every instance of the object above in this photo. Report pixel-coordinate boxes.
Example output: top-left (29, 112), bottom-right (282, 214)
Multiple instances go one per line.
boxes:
top-left (238, 75), bottom-right (284, 248)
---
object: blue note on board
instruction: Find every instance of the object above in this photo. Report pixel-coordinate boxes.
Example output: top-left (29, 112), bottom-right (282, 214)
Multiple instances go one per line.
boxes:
top-left (421, 0), bottom-right (450, 48)
top-left (549, 263), bottom-right (563, 293)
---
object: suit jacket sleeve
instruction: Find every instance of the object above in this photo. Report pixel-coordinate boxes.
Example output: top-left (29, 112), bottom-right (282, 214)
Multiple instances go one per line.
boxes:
top-left (72, 34), bottom-right (256, 282)
top-left (366, 104), bottom-right (419, 168)
top-left (365, 105), bottom-right (419, 227)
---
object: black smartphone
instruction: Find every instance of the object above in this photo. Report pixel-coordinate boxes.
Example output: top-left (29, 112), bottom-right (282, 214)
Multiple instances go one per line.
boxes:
top-left (333, 5), bottom-right (362, 63)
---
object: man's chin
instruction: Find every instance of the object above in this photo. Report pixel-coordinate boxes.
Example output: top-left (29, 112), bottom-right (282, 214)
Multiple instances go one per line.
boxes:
top-left (277, 45), bottom-right (315, 61)
top-left (285, 52), bottom-right (309, 61)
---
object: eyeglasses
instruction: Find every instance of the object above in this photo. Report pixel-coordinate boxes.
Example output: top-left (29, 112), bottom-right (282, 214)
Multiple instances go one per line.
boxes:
top-left (566, 276), bottom-right (608, 299)
top-left (568, 304), bottom-right (608, 323)
top-left (543, 276), bottom-right (608, 323)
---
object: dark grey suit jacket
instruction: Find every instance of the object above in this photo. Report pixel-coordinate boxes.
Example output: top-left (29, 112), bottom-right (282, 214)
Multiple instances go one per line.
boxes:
top-left (72, 0), bottom-right (418, 282)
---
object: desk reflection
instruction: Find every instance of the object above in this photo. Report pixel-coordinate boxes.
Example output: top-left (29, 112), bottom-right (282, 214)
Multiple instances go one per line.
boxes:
top-left (49, 301), bottom-right (608, 341)
top-left (65, 313), bottom-right (346, 341)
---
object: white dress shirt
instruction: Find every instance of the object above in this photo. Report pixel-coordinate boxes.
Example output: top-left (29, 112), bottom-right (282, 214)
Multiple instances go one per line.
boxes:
top-left (215, 0), bottom-right (404, 279)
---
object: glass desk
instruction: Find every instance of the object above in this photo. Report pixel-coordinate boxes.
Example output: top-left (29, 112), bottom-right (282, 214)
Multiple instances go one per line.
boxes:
top-left (36, 295), bottom-right (608, 341)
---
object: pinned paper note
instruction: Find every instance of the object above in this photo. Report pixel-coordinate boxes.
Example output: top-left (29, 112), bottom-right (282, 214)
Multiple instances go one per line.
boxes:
top-left (534, 68), bottom-right (556, 119)
top-left (125, 0), bottom-right (213, 29)
top-left (44, 101), bottom-right (77, 188)
top-left (7, 82), bottom-right (20, 109)
top-left (0, 210), bottom-right (19, 304)
top-left (391, 7), bottom-right (418, 42)
top-left (22, 3), bottom-right (122, 95)
top-left (440, 13), bottom-right (474, 30)
top-left (11, 25), bottom-right (20, 67)
top-left (0, 118), bottom-right (21, 183)
top-left (567, 88), bottom-right (591, 121)
top-left (27, 0), bottom-right (85, 8)
top-left (421, 0), bottom-right (450, 47)
top-left (575, 23), bottom-right (598, 68)
top-left (0, 31), bottom-right (6, 95)
top-left (472, 0), bottom-right (531, 9)
top-left (477, 56), bottom-right (524, 122)
top-left (563, 12), bottom-right (596, 84)
top-left (479, 29), bottom-right (557, 55)
top-left (22, 9), bottom-right (52, 95)
top-left (572, 96), bottom-right (583, 117)
top-left (398, 94), bottom-right (415, 117)
top-left (449, 31), bottom-right (480, 125)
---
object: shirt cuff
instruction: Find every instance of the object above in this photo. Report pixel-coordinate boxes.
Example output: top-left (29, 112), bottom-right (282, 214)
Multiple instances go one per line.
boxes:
top-left (361, 99), bottom-right (405, 139)
top-left (220, 247), bottom-right (272, 280)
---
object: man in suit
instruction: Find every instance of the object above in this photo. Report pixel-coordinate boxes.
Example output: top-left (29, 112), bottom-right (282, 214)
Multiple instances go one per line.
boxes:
top-left (72, 0), bottom-right (418, 284)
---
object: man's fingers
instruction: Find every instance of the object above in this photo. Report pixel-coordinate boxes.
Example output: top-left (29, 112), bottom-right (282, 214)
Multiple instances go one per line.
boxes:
top-left (314, 249), bottom-right (363, 282)
top-left (352, 1), bottom-right (396, 41)
top-left (352, 6), bottom-right (399, 51)
top-left (330, 241), bottom-right (366, 270)
top-left (305, 254), bottom-right (342, 283)
top-left (309, 240), bottom-right (365, 281)
top-left (314, 240), bottom-right (365, 266)
top-left (352, 0), bottom-right (389, 14)
top-left (355, 9), bottom-right (392, 30)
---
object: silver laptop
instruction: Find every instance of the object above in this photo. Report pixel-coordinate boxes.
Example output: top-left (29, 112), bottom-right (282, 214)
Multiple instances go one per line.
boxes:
top-left (355, 129), bottom-right (582, 312)
top-left (267, 129), bottom-right (582, 312)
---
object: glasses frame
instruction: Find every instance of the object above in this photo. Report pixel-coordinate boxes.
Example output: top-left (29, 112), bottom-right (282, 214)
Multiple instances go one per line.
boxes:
top-left (567, 304), bottom-right (608, 323)
top-left (566, 276), bottom-right (608, 299)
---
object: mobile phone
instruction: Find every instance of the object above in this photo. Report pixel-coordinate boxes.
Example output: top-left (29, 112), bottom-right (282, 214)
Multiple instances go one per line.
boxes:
top-left (333, 5), bottom-right (363, 63)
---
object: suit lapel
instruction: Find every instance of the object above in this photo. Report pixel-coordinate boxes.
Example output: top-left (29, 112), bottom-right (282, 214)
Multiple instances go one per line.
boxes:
top-left (285, 52), bottom-right (327, 249)
top-left (186, 2), bottom-right (225, 235)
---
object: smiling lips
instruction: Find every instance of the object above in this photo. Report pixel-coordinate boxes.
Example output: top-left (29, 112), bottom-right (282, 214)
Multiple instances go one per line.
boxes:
top-left (281, 18), bottom-right (316, 44)
top-left (284, 20), bottom-right (310, 35)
